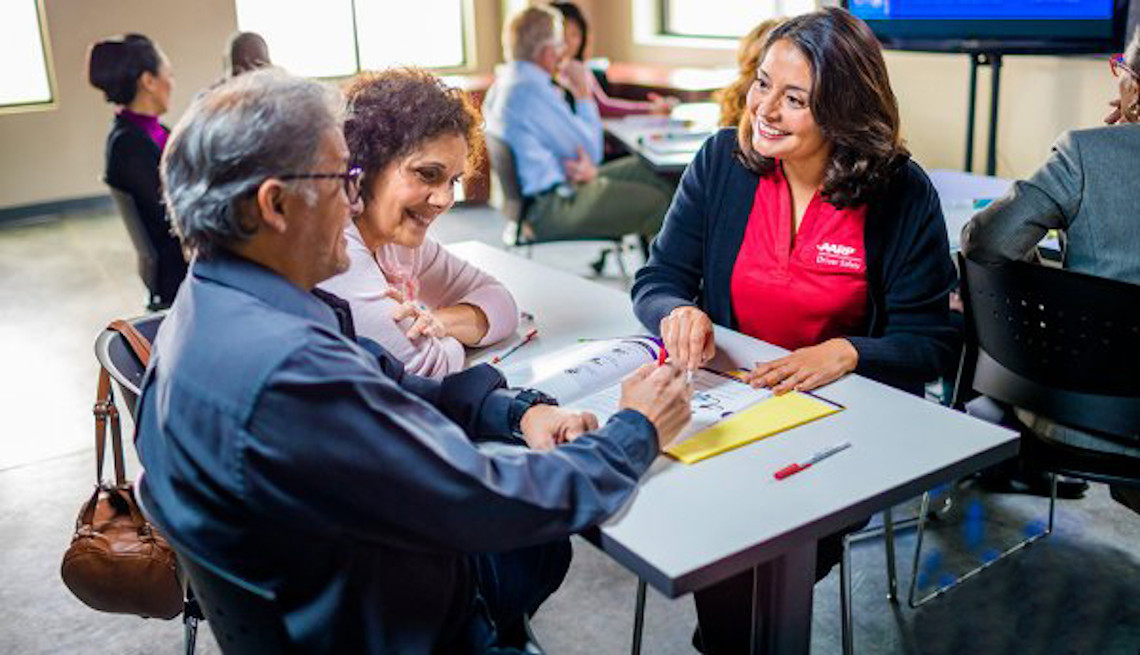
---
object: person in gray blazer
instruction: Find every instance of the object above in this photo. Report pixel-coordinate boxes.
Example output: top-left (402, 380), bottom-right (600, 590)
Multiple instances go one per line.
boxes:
top-left (961, 28), bottom-right (1140, 513)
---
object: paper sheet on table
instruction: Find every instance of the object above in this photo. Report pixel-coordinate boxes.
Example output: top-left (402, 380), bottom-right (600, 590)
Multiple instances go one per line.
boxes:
top-left (664, 391), bottom-right (843, 464)
top-left (567, 368), bottom-right (772, 442)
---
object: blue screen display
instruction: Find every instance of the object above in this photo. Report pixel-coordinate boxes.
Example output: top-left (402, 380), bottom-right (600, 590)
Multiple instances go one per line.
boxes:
top-left (848, 0), bottom-right (1116, 21)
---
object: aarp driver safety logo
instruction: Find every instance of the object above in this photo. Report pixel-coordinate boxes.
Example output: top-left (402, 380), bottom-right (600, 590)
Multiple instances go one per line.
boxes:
top-left (814, 241), bottom-right (863, 271)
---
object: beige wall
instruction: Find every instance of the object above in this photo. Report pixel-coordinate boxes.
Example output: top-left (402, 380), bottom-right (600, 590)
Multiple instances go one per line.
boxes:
top-left (588, 1), bottom-right (1118, 179)
top-left (0, 0), bottom-right (1119, 210)
top-left (0, 0), bottom-right (504, 211)
top-left (0, 0), bottom-right (239, 210)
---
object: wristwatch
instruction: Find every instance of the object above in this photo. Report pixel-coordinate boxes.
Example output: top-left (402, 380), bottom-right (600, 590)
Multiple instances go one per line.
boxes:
top-left (509, 388), bottom-right (559, 440)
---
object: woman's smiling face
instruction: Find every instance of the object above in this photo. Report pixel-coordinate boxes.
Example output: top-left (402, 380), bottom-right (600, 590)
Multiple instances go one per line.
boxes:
top-left (359, 133), bottom-right (468, 248)
top-left (746, 38), bottom-right (829, 167)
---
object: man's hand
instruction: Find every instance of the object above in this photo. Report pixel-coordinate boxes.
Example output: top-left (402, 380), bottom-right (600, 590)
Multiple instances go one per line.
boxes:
top-left (563, 147), bottom-right (597, 184)
top-left (558, 59), bottom-right (592, 99)
top-left (743, 338), bottom-right (859, 395)
top-left (519, 405), bottom-right (599, 450)
top-left (660, 306), bottom-right (716, 372)
top-left (619, 363), bottom-right (692, 449)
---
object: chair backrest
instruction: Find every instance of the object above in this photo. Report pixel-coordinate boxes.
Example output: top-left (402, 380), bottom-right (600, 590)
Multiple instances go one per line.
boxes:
top-left (485, 133), bottom-right (527, 224)
top-left (136, 479), bottom-right (292, 654)
top-left (958, 254), bottom-right (1140, 440)
top-left (108, 185), bottom-right (160, 298)
top-left (94, 313), bottom-right (165, 420)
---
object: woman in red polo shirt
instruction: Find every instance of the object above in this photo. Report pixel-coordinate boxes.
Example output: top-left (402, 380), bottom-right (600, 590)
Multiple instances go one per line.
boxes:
top-left (632, 8), bottom-right (957, 653)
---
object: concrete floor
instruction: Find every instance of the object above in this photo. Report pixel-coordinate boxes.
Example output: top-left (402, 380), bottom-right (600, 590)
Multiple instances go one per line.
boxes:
top-left (1, 207), bottom-right (1138, 654)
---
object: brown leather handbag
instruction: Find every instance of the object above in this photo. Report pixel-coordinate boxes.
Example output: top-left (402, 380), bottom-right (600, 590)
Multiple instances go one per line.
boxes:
top-left (60, 320), bottom-right (183, 620)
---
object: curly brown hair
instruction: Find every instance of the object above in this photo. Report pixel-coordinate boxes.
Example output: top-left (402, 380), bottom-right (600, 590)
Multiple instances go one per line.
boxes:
top-left (736, 8), bottom-right (909, 208)
top-left (715, 20), bottom-right (781, 129)
top-left (343, 68), bottom-right (484, 201)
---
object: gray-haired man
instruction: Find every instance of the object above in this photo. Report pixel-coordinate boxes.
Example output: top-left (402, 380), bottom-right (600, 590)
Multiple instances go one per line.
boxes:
top-left (135, 69), bottom-right (691, 652)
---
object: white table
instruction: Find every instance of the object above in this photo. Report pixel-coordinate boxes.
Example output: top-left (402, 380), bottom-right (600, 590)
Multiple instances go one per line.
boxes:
top-left (449, 241), bottom-right (1018, 654)
top-left (603, 103), bottom-right (719, 175)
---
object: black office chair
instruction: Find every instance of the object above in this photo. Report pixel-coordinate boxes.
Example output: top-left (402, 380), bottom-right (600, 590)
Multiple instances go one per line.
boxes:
top-left (94, 312), bottom-right (165, 417)
top-left (902, 254), bottom-right (1140, 607)
top-left (485, 134), bottom-right (632, 279)
top-left (108, 186), bottom-right (172, 311)
top-left (135, 478), bottom-right (292, 654)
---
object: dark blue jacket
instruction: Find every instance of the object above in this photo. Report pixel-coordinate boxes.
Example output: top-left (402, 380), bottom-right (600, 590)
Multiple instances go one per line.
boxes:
top-left (632, 129), bottom-right (958, 394)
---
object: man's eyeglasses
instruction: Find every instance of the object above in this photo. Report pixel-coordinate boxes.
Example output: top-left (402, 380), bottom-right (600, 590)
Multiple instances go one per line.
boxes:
top-left (1109, 53), bottom-right (1138, 80)
top-left (278, 167), bottom-right (363, 204)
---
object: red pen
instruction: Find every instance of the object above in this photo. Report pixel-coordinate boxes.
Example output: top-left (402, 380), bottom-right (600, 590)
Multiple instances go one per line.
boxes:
top-left (492, 328), bottom-right (538, 364)
top-left (774, 442), bottom-right (851, 480)
top-left (656, 345), bottom-right (668, 366)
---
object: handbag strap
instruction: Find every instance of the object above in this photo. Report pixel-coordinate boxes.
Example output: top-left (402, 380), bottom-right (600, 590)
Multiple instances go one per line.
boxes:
top-left (109, 319), bottom-right (151, 367)
top-left (92, 320), bottom-right (153, 486)
top-left (94, 369), bottom-right (126, 486)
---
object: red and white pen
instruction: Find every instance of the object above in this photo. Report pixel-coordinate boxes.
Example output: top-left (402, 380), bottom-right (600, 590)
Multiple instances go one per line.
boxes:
top-left (773, 442), bottom-right (851, 480)
top-left (492, 328), bottom-right (539, 365)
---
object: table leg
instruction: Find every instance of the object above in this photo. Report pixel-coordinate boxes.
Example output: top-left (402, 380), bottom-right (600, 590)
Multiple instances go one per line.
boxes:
top-left (750, 540), bottom-right (818, 655)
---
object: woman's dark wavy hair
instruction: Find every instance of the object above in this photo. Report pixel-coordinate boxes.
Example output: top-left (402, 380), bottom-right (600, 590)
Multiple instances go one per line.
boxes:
top-left (87, 33), bottom-right (161, 106)
top-left (343, 68), bottom-right (483, 202)
top-left (736, 8), bottom-right (908, 208)
top-left (551, 2), bottom-right (588, 61)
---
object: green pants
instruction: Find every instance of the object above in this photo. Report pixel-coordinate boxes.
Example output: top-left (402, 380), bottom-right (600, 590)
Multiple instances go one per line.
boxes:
top-left (525, 156), bottom-right (675, 241)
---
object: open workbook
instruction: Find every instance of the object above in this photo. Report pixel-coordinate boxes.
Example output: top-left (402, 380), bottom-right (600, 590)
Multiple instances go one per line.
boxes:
top-left (500, 337), bottom-right (843, 463)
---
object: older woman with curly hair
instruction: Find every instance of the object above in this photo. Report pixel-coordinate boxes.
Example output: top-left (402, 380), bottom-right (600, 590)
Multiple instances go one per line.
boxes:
top-left (320, 69), bottom-right (519, 378)
top-left (715, 19), bottom-right (782, 128)
top-left (631, 10), bottom-right (957, 649)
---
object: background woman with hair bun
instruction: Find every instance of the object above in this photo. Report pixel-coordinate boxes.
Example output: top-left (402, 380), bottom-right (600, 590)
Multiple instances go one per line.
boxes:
top-left (630, 9), bottom-right (958, 650)
top-left (88, 33), bottom-right (186, 307)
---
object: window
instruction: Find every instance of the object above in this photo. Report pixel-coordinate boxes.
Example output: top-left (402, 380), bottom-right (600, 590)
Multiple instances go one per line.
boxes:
top-left (235, 0), bottom-right (469, 79)
top-left (660, 0), bottom-right (816, 39)
top-left (0, 0), bottom-right (54, 110)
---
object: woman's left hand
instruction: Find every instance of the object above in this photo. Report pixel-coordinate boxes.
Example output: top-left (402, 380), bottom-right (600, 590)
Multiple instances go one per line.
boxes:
top-left (387, 289), bottom-right (447, 340)
top-left (742, 338), bottom-right (859, 395)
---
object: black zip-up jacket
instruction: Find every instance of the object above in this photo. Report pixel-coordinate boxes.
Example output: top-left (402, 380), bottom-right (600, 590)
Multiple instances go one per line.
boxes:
top-left (632, 129), bottom-right (958, 395)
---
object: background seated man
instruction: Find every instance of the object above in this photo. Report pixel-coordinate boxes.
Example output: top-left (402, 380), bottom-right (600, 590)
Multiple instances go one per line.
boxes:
top-left (137, 69), bottom-right (692, 652)
top-left (483, 6), bottom-right (674, 245)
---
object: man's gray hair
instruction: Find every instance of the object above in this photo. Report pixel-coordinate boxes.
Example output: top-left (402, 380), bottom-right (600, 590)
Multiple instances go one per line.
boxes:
top-left (503, 6), bottom-right (562, 63)
top-left (161, 68), bottom-right (343, 258)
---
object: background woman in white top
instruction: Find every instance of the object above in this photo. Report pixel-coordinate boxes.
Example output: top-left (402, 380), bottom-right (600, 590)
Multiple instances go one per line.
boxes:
top-left (321, 69), bottom-right (519, 378)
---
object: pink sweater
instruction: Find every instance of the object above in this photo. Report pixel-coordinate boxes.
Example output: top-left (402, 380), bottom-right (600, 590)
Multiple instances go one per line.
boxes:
top-left (319, 223), bottom-right (519, 378)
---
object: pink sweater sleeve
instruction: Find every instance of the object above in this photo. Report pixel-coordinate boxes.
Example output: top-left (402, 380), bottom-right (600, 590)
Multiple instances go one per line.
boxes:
top-left (317, 230), bottom-right (466, 380)
top-left (413, 238), bottom-right (520, 347)
top-left (592, 75), bottom-right (658, 119)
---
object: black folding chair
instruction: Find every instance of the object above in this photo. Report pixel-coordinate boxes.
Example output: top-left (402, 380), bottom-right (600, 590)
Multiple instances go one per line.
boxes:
top-left (136, 478), bottom-right (292, 654)
top-left (108, 186), bottom-right (172, 310)
top-left (903, 253), bottom-right (1140, 606)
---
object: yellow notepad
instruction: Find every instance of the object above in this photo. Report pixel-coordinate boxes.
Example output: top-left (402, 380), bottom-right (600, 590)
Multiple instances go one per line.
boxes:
top-left (665, 392), bottom-right (843, 464)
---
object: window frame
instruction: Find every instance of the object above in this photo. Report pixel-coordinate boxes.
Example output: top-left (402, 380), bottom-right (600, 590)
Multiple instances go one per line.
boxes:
top-left (0, 0), bottom-right (59, 115)
top-left (655, 0), bottom-right (811, 41)
top-left (236, 0), bottom-right (476, 81)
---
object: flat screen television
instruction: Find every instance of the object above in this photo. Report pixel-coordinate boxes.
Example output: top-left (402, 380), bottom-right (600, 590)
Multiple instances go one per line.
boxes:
top-left (843, 0), bottom-right (1131, 54)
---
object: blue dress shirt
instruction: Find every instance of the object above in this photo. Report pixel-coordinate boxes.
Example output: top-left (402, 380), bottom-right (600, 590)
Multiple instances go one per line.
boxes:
top-left (483, 60), bottom-right (604, 196)
top-left (135, 251), bottom-right (658, 653)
